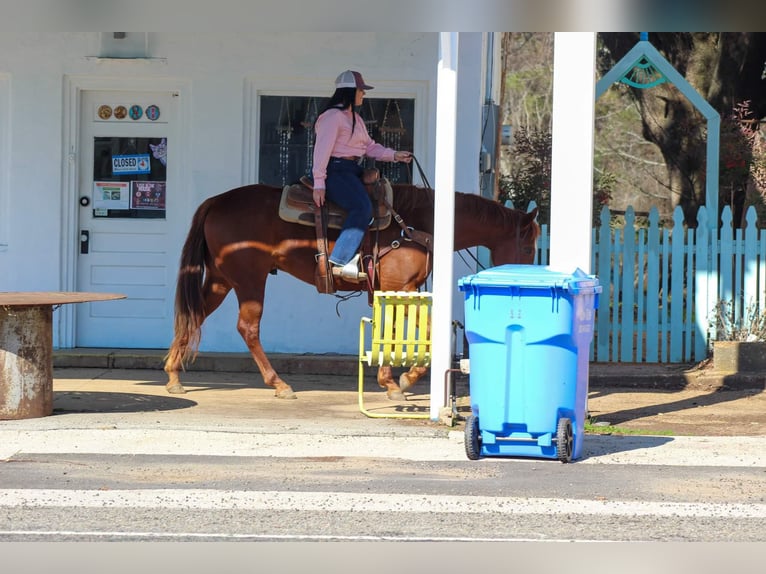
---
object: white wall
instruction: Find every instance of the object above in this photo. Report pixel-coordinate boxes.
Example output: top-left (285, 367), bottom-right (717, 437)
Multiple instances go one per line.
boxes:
top-left (0, 32), bottom-right (490, 355)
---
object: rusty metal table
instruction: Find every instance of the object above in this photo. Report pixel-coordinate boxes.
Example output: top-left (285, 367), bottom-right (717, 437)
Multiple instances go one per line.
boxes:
top-left (0, 292), bottom-right (126, 420)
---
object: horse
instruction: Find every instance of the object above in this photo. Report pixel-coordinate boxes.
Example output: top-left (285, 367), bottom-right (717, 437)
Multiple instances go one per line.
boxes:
top-left (163, 183), bottom-right (540, 400)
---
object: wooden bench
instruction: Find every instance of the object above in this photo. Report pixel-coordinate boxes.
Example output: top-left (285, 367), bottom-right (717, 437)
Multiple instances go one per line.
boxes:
top-left (358, 291), bottom-right (432, 419)
top-left (0, 292), bottom-right (125, 420)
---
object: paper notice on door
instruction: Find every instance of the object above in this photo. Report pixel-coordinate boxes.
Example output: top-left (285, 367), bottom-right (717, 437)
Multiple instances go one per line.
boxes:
top-left (93, 181), bottom-right (130, 210)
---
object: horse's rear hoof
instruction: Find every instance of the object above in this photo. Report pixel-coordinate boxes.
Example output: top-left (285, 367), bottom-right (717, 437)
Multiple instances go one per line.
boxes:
top-left (387, 388), bottom-right (406, 401)
top-left (398, 373), bottom-right (415, 392)
top-left (167, 383), bottom-right (186, 394)
top-left (275, 388), bottom-right (297, 399)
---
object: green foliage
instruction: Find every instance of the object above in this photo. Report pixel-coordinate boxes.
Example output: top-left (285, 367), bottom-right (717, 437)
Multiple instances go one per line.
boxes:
top-left (497, 126), bottom-right (614, 226)
top-left (497, 126), bottom-right (551, 221)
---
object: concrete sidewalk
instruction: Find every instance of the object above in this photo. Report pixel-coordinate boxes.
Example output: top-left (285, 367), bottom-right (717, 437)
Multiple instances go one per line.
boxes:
top-left (2, 365), bottom-right (766, 467)
top-left (6, 348), bottom-right (766, 468)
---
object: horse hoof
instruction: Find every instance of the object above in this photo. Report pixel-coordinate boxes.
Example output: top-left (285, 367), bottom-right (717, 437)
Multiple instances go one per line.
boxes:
top-left (398, 373), bottom-right (415, 392)
top-left (166, 383), bottom-right (186, 394)
top-left (387, 389), bottom-right (406, 401)
top-left (275, 388), bottom-right (297, 399)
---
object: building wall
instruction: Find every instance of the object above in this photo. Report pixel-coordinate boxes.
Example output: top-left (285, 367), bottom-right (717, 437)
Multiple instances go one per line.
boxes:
top-left (0, 32), bottom-right (486, 354)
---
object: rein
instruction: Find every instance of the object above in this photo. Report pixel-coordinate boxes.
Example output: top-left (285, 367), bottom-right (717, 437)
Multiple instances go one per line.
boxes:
top-left (407, 155), bottom-right (488, 275)
top-left (408, 154), bottom-right (432, 190)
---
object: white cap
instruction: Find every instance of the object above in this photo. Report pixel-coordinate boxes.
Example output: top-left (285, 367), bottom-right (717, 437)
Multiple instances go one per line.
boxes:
top-left (335, 70), bottom-right (374, 90)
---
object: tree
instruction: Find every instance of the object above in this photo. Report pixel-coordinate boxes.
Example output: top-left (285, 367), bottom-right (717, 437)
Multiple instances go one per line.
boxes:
top-left (498, 32), bottom-right (766, 228)
top-left (498, 33), bottom-right (614, 226)
top-left (598, 32), bottom-right (766, 226)
top-left (497, 126), bottom-right (614, 226)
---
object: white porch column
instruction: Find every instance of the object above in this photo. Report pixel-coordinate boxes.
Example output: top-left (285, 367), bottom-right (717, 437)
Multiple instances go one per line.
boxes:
top-left (549, 32), bottom-right (597, 273)
top-left (430, 32), bottom-right (459, 421)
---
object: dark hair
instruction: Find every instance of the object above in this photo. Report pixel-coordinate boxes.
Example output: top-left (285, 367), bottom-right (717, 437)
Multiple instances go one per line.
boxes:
top-left (320, 87), bottom-right (358, 135)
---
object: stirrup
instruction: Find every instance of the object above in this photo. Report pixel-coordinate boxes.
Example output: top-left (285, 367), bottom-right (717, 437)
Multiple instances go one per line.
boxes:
top-left (331, 254), bottom-right (368, 282)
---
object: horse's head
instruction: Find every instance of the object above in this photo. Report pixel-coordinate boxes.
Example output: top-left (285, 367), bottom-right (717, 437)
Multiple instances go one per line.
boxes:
top-left (490, 207), bottom-right (540, 265)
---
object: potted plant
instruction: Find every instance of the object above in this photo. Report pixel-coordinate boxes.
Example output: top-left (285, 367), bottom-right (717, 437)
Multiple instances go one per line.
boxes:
top-left (710, 299), bottom-right (766, 373)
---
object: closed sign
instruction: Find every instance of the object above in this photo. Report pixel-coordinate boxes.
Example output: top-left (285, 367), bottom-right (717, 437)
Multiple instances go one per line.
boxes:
top-left (112, 154), bottom-right (151, 175)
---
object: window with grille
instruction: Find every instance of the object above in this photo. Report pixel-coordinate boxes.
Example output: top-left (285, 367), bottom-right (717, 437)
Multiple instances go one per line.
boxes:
top-left (258, 95), bottom-right (415, 186)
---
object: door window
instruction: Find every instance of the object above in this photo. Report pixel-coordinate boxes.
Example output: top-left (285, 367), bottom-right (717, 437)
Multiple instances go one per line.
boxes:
top-left (92, 136), bottom-right (168, 219)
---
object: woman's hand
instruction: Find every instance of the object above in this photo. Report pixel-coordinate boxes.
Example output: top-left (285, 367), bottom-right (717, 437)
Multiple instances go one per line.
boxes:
top-left (313, 188), bottom-right (325, 208)
top-left (394, 151), bottom-right (413, 163)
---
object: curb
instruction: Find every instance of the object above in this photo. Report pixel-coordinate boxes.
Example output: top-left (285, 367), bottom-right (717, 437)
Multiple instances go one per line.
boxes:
top-left (52, 349), bottom-right (766, 391)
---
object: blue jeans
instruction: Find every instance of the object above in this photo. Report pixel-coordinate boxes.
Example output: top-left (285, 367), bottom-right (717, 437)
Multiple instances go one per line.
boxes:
top-left (325, 157), bottom-right (372, 265)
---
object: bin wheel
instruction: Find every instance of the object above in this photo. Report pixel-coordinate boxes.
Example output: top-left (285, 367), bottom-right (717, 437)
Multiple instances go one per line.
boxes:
top-left (465, 415), bottom-right (481, 460)
top-left (556, 417), bottom-right (573, 463)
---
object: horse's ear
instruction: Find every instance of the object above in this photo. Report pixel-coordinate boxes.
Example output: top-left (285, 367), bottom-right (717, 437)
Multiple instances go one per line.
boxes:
top-left (524, 207), bottom-right (539, 223)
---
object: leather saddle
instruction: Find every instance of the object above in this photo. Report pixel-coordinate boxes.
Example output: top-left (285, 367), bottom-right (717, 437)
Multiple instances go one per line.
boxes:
top-left (278, 171), bottom-right (393, 231)
top-left (281, 169), bottom-right (391, 294)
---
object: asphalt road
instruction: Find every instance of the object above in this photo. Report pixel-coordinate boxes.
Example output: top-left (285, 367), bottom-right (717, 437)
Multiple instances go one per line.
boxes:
top-left (2, 368), bottom-right (766, 545)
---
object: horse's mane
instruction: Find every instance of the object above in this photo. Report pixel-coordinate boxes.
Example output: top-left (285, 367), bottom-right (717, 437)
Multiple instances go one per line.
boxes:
top-left (392, 184), bottom-right (527, 229)
top-left (392, 183), bottom-right (435, 212)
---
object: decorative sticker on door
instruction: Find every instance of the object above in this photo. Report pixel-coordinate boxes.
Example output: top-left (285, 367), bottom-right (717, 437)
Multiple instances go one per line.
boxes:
top-left (131, 181), bottom-right (166, 210)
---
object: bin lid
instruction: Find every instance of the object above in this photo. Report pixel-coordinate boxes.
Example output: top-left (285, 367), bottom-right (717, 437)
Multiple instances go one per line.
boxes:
top-left (458, 264), bottom-right (601, 294)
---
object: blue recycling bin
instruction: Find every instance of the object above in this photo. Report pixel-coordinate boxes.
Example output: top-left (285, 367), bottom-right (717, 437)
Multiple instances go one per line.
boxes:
top-left (458, 265), bottom-right (601, 462)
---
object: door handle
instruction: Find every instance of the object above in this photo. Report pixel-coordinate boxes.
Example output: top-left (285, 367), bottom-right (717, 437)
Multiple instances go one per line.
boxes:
top-left (80, 230), bottom-right (89, 254)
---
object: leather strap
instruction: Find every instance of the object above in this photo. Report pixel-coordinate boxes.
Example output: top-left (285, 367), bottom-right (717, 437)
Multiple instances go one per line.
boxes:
top-left (372, 180), bottom-right (415, 241)
top-left (313, 204), bottom-right (335, 294)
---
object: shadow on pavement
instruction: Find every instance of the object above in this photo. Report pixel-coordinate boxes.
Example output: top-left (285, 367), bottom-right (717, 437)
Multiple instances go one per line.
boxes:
top-left (579, 434), bottom-right (675, 461)
top-left (53, 391), bottom-right (197, 414)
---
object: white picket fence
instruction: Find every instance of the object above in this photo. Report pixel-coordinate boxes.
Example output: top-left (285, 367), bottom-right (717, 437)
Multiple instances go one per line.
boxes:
top-left (529, 203), bottom-right (765, 363)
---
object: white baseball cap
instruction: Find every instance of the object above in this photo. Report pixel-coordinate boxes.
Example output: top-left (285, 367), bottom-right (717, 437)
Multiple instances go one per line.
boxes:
top-left (335, 70), bottom-right (374, 90)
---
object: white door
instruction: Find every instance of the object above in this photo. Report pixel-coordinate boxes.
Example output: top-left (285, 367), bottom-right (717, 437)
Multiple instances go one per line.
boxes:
top-left (76, 90), bottom-right (178, 348)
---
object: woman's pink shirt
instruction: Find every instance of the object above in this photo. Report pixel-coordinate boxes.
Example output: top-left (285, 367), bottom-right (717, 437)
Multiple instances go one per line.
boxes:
top-left (311, 107), bottom-right (395, 190)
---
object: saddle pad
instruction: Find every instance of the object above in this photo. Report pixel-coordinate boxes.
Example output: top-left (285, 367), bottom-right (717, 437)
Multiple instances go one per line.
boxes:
top-left (279, 180), bottom-right (393, 230)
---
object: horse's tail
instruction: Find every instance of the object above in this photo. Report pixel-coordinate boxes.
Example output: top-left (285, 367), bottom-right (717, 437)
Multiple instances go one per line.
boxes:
top-left (168, 198), bottom-right (214, 365)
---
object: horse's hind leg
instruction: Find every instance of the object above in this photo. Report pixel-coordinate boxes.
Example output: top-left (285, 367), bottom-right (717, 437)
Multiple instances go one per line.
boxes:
top-left (375, 365), bottom-right (428, 400)
top-left (236, 294), bottom-right (296, 399)
top-left (164, 278), bottom-right (231, 394)
top-left (376, 366), bottom-right (405, 401)
top-left (399, 366), bottom-right (429, 392)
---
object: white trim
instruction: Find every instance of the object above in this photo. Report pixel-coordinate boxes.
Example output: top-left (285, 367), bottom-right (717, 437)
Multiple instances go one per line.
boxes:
top-left (59, 75), bottom-right (192, 348)
top-left (0, 74), bottom-right (9, 252)
top-left (242, 76), bottom-right (430, 186)
top-left (430, 32), bottom-right (459, 421)
top-left (549, 33), bottom-right (596, 274)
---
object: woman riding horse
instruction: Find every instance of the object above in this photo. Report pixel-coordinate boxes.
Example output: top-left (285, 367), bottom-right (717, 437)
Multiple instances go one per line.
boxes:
top-left (163, 183), bottom-right (539, 401)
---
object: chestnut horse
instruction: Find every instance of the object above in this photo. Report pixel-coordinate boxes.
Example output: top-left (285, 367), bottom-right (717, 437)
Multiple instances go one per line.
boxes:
top-left (163, 183), bottom-right (539, 400)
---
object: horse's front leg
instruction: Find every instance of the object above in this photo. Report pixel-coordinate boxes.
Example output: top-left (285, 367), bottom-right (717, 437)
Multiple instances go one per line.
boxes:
top-left (238, 298), bottom-right (296, 399)
top-left (398, 366), bottom-right (429, 392)
top-left (377, 365), bottom-right (405, 401)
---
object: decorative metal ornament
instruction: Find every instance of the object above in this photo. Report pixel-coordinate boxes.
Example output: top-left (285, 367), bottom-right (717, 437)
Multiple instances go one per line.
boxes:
top-left (97, 105), bottom-right (112, 120)
top-left (361, 99), bottom-right (377, 133)
top-left (145, 105), bottom-right (160, 121)
top-left (620, 56), bottom-right (667, 89)
top-left (380, 99), bottom-right (406, 182)
top-left (276, 96), bottom-right (293, 186)
top-left (301, 97), bottom-right (319, 175)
